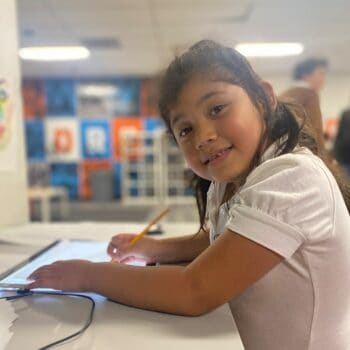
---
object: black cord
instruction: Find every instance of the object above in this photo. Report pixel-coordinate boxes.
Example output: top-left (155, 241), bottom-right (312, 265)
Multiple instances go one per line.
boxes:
top-left (0, 290), bottom-right (96, 350)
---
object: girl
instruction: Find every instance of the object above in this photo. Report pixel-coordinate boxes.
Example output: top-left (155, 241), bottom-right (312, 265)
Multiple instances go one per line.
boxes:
top-left (28, 40), bottom-right (350, 349)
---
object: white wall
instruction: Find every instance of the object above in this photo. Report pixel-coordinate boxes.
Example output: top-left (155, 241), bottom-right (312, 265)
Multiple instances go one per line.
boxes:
top-left (262, 73), bottom-right (350, 120)
top-left (0, 0), bottom-right (29, 228)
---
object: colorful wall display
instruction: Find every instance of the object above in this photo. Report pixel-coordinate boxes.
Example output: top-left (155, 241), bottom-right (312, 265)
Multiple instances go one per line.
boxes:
top-left (22, 80), bottom-right (46, 118)
top-left (111, 118), bottom-right (142, 160)
top-left (143, 117), bottom-right (165, 132)
top-left (77, 79), bottom-right (140, 117)
top-left (112, 162), bottom-right (123, 198)
top-left (111, 79), bottom-right (140, 116)
top-left (50, 163), bottom-right (78, 198)
top-left (45, 118), bottom-right (80, 162)
top-left (140, 78), bottom-right (159, 117)
top-left (45, 79), bottom-right (76, 116)
top-left (25, 120), bottom-right (45, 160)
top-left (28, 162), bottom-right (50, 187)
top-left (79, 160), bottom-right (112, 198)
top-left (23, 77), bottom-right (163, 200)
top-left (80, 119), bottom-right (111, 160)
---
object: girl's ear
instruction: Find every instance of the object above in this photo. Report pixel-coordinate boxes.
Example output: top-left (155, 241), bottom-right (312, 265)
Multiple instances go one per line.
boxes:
top-left (261, 81), bottom-right (277, 109)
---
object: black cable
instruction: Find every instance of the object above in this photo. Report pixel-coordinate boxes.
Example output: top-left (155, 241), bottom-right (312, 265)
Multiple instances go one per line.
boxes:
top-left (0, 290), bottom-right (96, 350)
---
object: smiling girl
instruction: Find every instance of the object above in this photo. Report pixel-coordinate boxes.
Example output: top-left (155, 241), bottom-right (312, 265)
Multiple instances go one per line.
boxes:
top-left (28, 40), bottom-right (350, 350)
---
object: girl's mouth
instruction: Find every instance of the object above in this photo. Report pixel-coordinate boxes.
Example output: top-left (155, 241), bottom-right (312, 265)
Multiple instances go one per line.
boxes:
top-left (203, 146), bottom-right (233, 165)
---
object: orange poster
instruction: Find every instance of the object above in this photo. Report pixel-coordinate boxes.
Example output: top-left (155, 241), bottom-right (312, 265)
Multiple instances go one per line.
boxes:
top-left (79, 160), bottom-right (112, 198)
top-left (111, 117), bottom-right (142, 160)
top-left (22, 80), bottom-right (46, 118)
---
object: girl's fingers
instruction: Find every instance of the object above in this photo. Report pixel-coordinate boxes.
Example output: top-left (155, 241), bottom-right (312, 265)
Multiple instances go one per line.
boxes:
top-left (107, 243), bottom-right (126, 259)
top-left (119, 256), bottom-right (136, 264)
top-left (27, 278), bottom-right (59, 290)
top-left (28, 265), bottom-right (53, 280)
top-left (109, 234), bottom-right (137, 249)
top-left (119, 256), bottom-right (148, 265)
top-left (106, 243), bottom-right (116, 257)
top-left (107, 234), bottom-right (138, 258)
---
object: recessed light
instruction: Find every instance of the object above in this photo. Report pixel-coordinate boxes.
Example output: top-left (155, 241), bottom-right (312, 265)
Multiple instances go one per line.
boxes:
top-left (235, 43), bottom-right (304, 57)
top-left (19, 46), bottom-right (90, 61)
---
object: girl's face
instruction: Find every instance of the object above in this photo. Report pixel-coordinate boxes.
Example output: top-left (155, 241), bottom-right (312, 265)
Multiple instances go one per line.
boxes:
top-left (169, 76), bottom-right (265, 183)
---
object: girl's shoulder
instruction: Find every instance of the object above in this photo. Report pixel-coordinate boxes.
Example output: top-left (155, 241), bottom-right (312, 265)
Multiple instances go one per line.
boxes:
top-left (246, 147), bottom-right (330, 187)
top-left (231, 148), bottom-right (339, 242)
top-left (240, 147), bottom-right (338, 217)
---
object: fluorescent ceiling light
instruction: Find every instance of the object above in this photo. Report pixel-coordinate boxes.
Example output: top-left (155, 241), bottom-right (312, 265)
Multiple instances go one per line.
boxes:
top-left (235, 43), bottom-right (303, 57)
top-left (19, 46), bottom-right (90, 61)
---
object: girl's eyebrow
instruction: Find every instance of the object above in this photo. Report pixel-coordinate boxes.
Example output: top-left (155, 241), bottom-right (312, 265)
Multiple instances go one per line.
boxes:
top-left (196, 90), bottom-right (225, 107)
top-left (171, 112), bottom-right (184, 129)
top-left (171, 90), bottom-right (225, 128)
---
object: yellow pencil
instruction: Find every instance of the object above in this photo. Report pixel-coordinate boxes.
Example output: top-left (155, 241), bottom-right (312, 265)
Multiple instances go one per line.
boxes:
top-left (127, 207), bottom-right (170, 247)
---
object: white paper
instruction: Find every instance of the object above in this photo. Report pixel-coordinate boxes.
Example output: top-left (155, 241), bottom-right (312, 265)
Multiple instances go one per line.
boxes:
top-left (1, 240), bottom-right (145, 288)
top-left (0, 299), bottom-right (17, 349)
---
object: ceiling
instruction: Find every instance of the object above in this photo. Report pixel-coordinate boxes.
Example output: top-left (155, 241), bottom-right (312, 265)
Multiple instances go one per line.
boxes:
top-left (17, 0), bottom-right (350, 78)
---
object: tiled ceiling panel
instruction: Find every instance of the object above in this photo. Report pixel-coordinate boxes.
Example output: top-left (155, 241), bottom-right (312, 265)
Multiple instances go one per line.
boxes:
top-left (17, 0), bottom-right (350, 77)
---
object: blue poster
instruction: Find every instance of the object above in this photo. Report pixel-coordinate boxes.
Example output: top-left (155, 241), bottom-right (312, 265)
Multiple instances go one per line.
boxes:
top-left (50, 163), bottom-right (78, 198)
top-left (80, 120), bottom-right (111, 159)
top-left (113, 161), bottom-right (139, 197)
top-left (45, 79), bottom-right (76, 116)
top-left (112, 78), bottom-right (140, 116)
top-left (113, 162), bottom-right (122, 198)
top-left (113, 162), bottom-right (138, 198)
top-left (143, 117), bottom-right (165, 132)
top-left (25, 120), bottom-right (45, 160)
top-left (142, 117), bottom-right (165, 150)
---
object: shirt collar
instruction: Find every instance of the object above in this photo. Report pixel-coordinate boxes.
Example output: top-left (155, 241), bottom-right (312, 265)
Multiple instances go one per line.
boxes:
top-left (260, 135), bottom-right (291, 163)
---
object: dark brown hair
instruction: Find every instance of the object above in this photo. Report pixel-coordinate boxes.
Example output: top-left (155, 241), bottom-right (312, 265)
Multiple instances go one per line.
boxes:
top-left (158, 40), bottom-right (350, 229)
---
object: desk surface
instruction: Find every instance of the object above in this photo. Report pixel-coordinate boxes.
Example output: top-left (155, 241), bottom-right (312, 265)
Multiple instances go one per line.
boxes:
top-left (0, 222), bottom-right (244, 350)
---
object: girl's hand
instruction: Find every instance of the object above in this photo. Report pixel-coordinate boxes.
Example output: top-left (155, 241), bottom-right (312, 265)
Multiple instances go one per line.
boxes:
top-left (107, 234), bottom-right (159, 264)
top-left (26, 259), bottom-right (92, 291)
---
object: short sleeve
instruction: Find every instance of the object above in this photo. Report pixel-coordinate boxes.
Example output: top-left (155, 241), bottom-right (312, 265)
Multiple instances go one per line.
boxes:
top-left (226, 153), bottom-right (334, 259)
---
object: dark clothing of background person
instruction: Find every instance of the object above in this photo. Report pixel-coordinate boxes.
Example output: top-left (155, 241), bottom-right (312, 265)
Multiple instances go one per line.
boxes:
top-left (334, 109), bottom-right (350, 175)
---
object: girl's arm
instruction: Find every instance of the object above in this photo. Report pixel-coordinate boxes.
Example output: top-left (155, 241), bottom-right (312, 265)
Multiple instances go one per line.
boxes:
top-left (152, 228), bottom-right (210, 263)
top-left (28, 229), bottom-right (282, 316)
top-left (107, 229), bottom-right (210, 264)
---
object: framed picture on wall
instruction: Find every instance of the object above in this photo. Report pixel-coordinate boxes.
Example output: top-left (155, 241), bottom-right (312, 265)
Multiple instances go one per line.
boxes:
top-left (25, 120), bottom-right (45, 160)
top-left (45, 118), bottom-right (80, 162)
top-left (45, 79), bottom-right (76, 116)
top-left (50, 163), bottom-right (78, 199)
top-left (22, 80), bottom-right (46, 118)
top-left (76, 79), bottom-right (140, 117)
top-left (80, 119), bottom-right (111, 160)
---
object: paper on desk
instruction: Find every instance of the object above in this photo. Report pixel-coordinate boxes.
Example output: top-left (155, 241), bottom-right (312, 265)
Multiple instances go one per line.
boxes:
top-left (1, 240), bottom-right (145, 287)
top-left (0, 299), bottom-right (17, 349)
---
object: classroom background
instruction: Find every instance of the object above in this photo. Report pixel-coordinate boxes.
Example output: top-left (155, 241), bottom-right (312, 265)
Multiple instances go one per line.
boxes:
top-left (1, 0), bottom-right (350, 225)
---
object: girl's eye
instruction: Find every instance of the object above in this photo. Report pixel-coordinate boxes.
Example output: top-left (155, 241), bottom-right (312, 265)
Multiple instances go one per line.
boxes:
top-left (178, 126), bottom-right (192, 138)
top-left (209, 104), bottom-right (225, 117)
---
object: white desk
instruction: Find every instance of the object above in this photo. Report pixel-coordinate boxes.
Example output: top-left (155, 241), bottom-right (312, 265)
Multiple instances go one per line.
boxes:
top-left (0, 222), bottom-right (244, 350)
top-left (28, 187), bottom-right (69, 222)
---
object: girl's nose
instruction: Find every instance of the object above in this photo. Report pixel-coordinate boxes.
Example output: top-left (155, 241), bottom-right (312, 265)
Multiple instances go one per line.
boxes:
top-left (195, 125), bottom-right (218, 150)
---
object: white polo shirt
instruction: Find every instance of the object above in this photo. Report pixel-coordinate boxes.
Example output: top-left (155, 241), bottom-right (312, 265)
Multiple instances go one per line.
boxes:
top-left (207, 145), bottom-right (350, 349)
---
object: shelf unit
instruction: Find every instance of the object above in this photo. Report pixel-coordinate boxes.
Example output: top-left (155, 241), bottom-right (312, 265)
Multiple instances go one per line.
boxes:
top-left (120, 129), bottom-right (194, 205)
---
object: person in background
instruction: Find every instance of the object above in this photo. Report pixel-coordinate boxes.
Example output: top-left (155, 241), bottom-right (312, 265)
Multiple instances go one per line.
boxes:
top-left (280, 58), bottom-right (328, 150)
top-left (333, 108), bottom-right (350, 176)
top-left (27, 41), bottom-right (350, 350)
